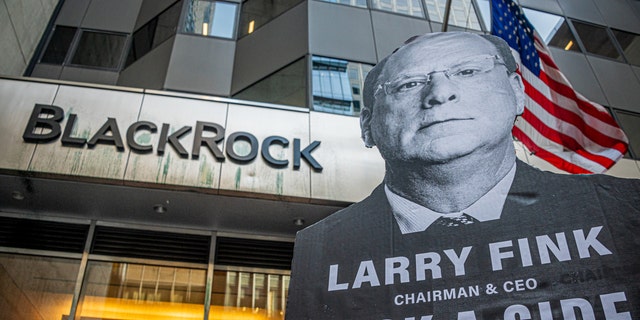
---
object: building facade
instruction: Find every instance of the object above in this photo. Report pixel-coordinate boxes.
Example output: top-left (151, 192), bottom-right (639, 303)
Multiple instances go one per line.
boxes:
top-left (0, 0), bottom-right (639, 319)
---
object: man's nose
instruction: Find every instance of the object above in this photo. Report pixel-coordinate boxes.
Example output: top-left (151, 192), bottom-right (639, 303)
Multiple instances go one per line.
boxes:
top-left (421, 73), bottom-right (459, 108)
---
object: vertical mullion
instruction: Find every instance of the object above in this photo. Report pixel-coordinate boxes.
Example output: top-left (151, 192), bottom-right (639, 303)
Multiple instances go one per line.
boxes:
top-left (68, 220), bottom-right (95, 320)
top-left (203, 232), bottom-right (216, 320)
top-left (252, 273), bottom-right (257, 309)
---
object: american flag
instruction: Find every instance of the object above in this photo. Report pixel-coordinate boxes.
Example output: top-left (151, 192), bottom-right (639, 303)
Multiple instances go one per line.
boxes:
top-left (491, 0), bottom-right (629, 174)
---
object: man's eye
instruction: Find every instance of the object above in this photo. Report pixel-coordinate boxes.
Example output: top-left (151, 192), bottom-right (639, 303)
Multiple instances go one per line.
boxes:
top-left (395, 80), bottom-right (425, 92)
top-left (454, 68), bottom-right (482, 77)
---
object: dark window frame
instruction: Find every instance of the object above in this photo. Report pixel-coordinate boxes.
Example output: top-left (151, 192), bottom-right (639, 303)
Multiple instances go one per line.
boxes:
top-left (232, 56), bottom-right (309, 108)
top-left (39, 25), bottom-right (128, 71)
top-left (610, 108), bottom-right (640, 160)
top-left (310, 55), bottom-right (374, 117)
top-left (180, 0), bottom-right (240, 40)
top-left (124, 0), bottom-right (184, 69)
top-left (569, 19), bottom-right (624, 62)
top-left (610, 28), bottom-right (640, 66)
top-left (237, 0), bottom-right (304, 39)
top-left (67, 29), bottom-right (129, 71)
top-left (423, 0), bottom-right (483, 31)
top-left (39, 25), bottom-right (79, 65)
top-left (517, 6), bottom-right (581, 53)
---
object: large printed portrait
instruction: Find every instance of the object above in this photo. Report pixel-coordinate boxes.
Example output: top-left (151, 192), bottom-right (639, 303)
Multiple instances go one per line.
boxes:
top-left (286, 32), bottom-right (640, 319)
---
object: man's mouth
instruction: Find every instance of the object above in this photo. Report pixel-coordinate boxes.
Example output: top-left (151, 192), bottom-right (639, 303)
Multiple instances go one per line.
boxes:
top-left (419, 118), bottom-right (473, 130)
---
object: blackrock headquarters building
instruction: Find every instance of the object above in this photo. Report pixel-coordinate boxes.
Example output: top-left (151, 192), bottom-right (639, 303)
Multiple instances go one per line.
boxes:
top-left (1, 0), bottom-right (640, 319)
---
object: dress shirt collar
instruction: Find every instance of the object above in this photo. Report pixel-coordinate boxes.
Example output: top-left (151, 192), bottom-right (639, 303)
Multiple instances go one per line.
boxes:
top-left (385, 163), bottom-right (517, 234)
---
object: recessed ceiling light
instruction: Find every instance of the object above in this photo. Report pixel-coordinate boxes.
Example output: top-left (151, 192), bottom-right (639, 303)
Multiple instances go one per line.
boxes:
top-left (153, 204), bottom-right (167, 213)
top-left (11, 191), bottom-right (25, 200)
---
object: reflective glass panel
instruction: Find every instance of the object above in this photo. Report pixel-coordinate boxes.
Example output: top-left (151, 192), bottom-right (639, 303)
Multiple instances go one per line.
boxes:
top-left (424, 0), bottom-right (481, 30)
top-left (210, 270), bottom-right (289, 320)
top-left (154, 0), bottom-right (184, 46)
top-left (612, 29), bottom-right (640, 66)
top-left (614, 110), bottom-right (640, 159)
top-left (238, 0), bottom-right (303, 37)
top-left (126, 1), bottom-right (183, 68)
top-left (572, 20), bottom-right (623, 60)
top-left (71, 31), bottom-right (127, 69)
top-left (233, 58), bottom-right (307, 107)
top-left (41, 26), bottom-right (77, 64)
top-left (317, 0), bottom-right (367, 8)
top-left (0, 253), bottom-right (80, 320)
top-left (76, 261), bottom-right (207, 320)
top-left (183, 0), bottom-right (239, 38)
top-left (521, 8), bottom-right (562, 42)
top-left (546, 21), bottom-right (580, 52)
top-left (371, 0), bottom-right (424, 18)
top-left (476, 0), bottom-right (490, 31)
top-left (126, 21), bottom-right (156, 67)
top-left (312, 56), bottom-right (372, 116)
top-left (521, 8), bottom-right (580, 52)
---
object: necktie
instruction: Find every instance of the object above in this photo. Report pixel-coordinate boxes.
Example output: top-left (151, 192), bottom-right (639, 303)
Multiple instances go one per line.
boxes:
top-left (434, 213), bottom-right (477, 227)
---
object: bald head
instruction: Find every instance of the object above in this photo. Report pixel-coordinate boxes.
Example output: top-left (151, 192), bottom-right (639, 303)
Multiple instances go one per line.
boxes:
top-left (362, 32), bottom-right (517, 119)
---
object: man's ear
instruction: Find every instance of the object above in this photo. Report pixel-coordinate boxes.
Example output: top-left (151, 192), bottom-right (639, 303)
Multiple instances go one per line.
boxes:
top-left (360, 107), bottom-right (376, 148)
top-left (509, 73), bottom-right (525, 115)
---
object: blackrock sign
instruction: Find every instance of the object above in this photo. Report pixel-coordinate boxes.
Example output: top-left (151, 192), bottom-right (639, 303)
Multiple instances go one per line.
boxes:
top-left (22, 104), bottom-right (323, 172)
top-left (0, 78), bottom-right (384, 203)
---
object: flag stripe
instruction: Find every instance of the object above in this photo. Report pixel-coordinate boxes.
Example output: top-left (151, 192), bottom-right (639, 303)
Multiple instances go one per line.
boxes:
top-left (531, 70), bottom-right (624, 137)
top-left (535, 49), bottom-right (620, 127)
top-left (512, 126), bottom-right (595, 174)
top-left (521, 90), bottom-right (626, 161)
top-left (519, 107), bottom-right (617, 168)
top-left (514, 118), bottom-right (610, 173)
top-left (521, 72), bottom-right (628, 153)
top-left (532, 38), bottom-right (623, 132)
top-left (522, 69), bottom-right (621, 138)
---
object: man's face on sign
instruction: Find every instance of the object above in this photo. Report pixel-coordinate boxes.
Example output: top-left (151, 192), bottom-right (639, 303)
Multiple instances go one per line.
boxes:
top-left (367, 33), bottom-right (524, 166)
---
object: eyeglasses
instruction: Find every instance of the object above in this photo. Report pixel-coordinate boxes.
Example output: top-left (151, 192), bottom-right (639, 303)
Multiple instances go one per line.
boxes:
top-left (376, 55), bottom-right (506, 97)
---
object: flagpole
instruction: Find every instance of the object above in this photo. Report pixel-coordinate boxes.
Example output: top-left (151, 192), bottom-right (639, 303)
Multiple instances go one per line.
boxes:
top-left (441, 0), bottom-right (453, 32)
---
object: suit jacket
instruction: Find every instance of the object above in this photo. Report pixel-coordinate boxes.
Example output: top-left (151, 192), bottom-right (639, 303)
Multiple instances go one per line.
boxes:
top-left (286, 160), bottom-right (640, 319)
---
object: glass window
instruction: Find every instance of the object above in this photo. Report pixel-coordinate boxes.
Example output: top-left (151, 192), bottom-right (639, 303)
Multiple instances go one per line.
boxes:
top-left (70, 31), bottom-right (127, 69)
top-left (0, 253), bottom-right (80, 320)
top-left (546, 21), bottom-right (580, 52)
top-left (76, 261), bottom-right (207, 320)
top-left (126, 23), bottom-right (156, 67)
top-left (476, 0), bottom-right (489, 31)
top-left (316, 0), bottom-right (367, 8)
top-left (125, 0), bottom-right (183, 68)
top-left (371, 0), bottom-right (424, 17)
top-left (41, 26), bottom-right (77, 64)
top-left (572, 20), bottom-right (623, 61)
top-left (233, 58), bottom-right (307, 107)
top-left (612, 29), bottom-right (640, 66)
top-left (614, 110), bottom-right (640, 159)
top-left (154, 0), bottom-right (184, 45)
top-left (183, 0), bottom-right (239, 39)
top-left (424, 0), bottom-right (481, 30)
top-left (238, 0), bottom-right (303, 38)
top-left (312, 56), bottom-right (372, 116)
top-left (521, 8), bottom-right (580, 52)
top-left (521, 8), bottom-right (562, 42)
top-left (210, 270), bottom-right (289, 319)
